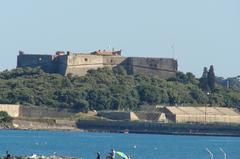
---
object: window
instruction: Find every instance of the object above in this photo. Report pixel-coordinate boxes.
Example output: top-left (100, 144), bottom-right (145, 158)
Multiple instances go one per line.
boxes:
top-left (84, 58), bottom-right (88, 62)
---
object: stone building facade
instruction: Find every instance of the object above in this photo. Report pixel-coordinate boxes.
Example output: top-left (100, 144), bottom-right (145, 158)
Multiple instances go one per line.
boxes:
top-left (17, 50), bottom-right (178, 78)
top-left (0, 104), bottom-right (77, 118)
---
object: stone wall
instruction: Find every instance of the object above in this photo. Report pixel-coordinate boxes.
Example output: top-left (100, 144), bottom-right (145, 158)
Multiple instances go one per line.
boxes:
top-left (0, 104), bottom-right (20, 117)
top-left (67, 54), bottom-right (103, 66)
top-left (97, 111), bottom-right (167, 122)
top-left (65, 65), bottom-right (104, 76)
top-left (128, 57), bottom-right (177, 78)
top-left (13, 119), bottom-right (76, 130)
top-left (0, 104), bottom-right (79, 118)
top-left (102, 56), bottom-right (127, 67)
top-left (175, 115), bottom-right (240, 124)
top-left (54, 54), bottom-right (68, 75)
top-left (17, 54), bottom-right (55, 73)
top-left (97, 111), bottom-right (131, 120)
top-left (164, 106), bottom-right (240, 124)
top-left (64, 55), bottom-right (127, 76)
top-left (19, 106), bottom-right (78, 118)
top-left (64, 54), bottom-right (104, 76)
top-left (77, 120), bottom-right (240, 135)
top-left (17, 52), bottom-right (178, 78)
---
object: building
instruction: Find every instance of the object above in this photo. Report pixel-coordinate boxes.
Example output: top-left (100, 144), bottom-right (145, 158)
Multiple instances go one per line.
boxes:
top-left (0, 104), bottom-right (77, 118)
top-left (98, 106), bottom-right (240, 124)
top-left (17, 50), bottom-right (178, 78)
top-left (0, 104), bottom-right (20, 117)
top-left (157, 106), bottom-right (240, 124)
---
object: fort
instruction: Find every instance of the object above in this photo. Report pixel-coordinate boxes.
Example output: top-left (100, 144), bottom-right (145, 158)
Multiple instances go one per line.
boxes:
top-left (2, 104), bottom-right (240, 124)
top-left (17, 49), bottom-right (178, 78)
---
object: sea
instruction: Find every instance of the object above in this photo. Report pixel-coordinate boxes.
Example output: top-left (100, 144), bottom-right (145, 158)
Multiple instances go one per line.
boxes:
top-left (0, 130), bottom-right (239, 159)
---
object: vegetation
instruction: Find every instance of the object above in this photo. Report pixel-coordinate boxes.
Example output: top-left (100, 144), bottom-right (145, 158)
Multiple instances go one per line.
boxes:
top-left (0, 66), bottom-right (240, 111)
top-left (0, 111), bottom-right (13, 123)
top-left (216, 76), bottom-right (240, 91)
top-left (207, 65), bottom-right (216, 92)
top-left (199, 66), bottom-right (216, 93)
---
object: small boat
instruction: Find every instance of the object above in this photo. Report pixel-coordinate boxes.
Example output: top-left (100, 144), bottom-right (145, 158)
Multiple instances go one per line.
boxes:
top-left (121, 129), bottom-right (129, 134)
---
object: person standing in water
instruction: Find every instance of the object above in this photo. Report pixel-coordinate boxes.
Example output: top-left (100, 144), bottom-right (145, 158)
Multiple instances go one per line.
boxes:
top-left (97, 152), bottom-right (100, 159)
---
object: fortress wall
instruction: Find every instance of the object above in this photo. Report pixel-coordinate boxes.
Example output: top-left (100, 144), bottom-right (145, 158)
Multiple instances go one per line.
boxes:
top-left (54, 55), bottom-right (68, 75)
top-left (97, 111), bottom-right (131, 120)
top-left (67, 54), bottom-right (103, 66)
top-left (65, 64), bottom-right (105, 76)
top-left (130, 112), bottom-right (139, 121)
top-left (175, 115), bottom-right (240, 124)
top-left (65, 54), bottom-right (127, 76)
top-left (129, 57), bottom-right (177, 71)
top-left (164, 106), bottom-right (240, 124)
top-left (64, 54), bottom-right (105, 76)
top-left (134, 112), bottom-right (161, 121)
top-left (97, 111), bottom-right (167, 122)
top-left (128, 57), bottom-right (177, 78)
top-left (102, 56), bottom-right (127, 66)
top-left (17, 54), bottom-right (55, 72)
top-left (131, 66), bottom-right (176, 78)
top-left (16, 53), bottom-right (179, 78)
top-left (0, 104), bottom-right (20, 117)
top-left (19, 106), bottom-right (77, 118)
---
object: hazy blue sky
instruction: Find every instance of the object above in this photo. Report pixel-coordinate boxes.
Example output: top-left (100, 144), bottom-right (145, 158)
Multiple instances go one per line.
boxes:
top-left (0, 0), bottom-right (239, 77)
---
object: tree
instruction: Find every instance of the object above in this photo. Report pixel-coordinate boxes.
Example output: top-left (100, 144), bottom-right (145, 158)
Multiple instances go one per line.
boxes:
top-left (73, 99), bottom-right (89, 112)
top-left (137, 84), bottom-right (166, 105)
top-left (1, 66), bottom-right (240, 110)
top-left (0, 111), bottom-right (13, 123)
top-left (199, 67), bottom-right (209, 92)
top-left (208, 65), bottom-right (216, 92)
top-left (113, 66), bottom-right (127, 75)
top-left (186, 72), bottom-right (198, 85)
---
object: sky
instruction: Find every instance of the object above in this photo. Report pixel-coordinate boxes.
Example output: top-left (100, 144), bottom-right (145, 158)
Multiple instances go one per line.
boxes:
top-left (0, 0), bottom-right (239, 78)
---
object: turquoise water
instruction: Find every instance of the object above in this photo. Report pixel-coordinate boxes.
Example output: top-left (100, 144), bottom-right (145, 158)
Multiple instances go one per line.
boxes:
top-left (0, 130), bottom-right (240, 159)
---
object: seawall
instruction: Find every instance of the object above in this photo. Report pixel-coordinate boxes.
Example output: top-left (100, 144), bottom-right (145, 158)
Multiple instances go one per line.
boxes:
top-left (76, 120), bottom-right (240, 136)
top-left (12, 118), bottom-right (77, 131)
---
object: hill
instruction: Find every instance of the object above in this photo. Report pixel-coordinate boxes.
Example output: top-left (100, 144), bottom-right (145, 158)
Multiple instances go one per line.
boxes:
top-left (0, 67), bottom-right (239, 111)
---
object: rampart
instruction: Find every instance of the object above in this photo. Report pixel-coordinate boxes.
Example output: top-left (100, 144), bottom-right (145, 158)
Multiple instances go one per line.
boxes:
top-left (97, 106), bottom-right (240, 124)
top-left (76, 120), bottom-right (240, 136)
top-left (97, 111), bottom-right (167, 122)
top-left (17, 50), bottom-right (178, 78)
top-left (128, 57), bottom-right (178, 78)
top-left (0, 104), bottom-right (77, 118)
top-left (159, 106), bottom-right (240, 124)
top-left (19, 106), bottom-right (77, 118)
top-left (0, 104), bottom-right (20, 117)
top-left (17, 53), bottom-right (56, 73)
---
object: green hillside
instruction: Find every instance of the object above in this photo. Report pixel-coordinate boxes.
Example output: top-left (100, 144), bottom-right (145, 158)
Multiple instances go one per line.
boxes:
top-left (0, 67), bottom-right (239, 111)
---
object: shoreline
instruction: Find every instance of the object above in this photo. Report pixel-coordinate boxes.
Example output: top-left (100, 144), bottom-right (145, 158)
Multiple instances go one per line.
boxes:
top-left (2, 127), bottom-right (240, 138)
top-left (76, 119), bottom-right (240, 137)
top-left (2, 119), bottom-right (240, 137)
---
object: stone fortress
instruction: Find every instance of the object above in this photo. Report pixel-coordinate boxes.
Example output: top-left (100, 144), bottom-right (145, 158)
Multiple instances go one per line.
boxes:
top-left (17, 49), bottom-right (178, 78)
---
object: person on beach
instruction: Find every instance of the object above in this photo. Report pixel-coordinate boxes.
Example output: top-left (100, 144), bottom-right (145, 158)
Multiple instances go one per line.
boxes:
top-left (110, 149), bottom-right (115, 159)
top-left (6, 151), bottom-right (11, 159)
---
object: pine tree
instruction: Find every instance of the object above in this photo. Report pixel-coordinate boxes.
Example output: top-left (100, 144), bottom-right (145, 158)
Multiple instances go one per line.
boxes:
top-left (199, 67), bottom-right (209, 92)
top-left (208, 65), bottom-right (216, 92)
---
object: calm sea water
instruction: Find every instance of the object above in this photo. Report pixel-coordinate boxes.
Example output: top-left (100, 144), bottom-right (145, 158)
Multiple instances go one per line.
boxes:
top-left (0, 130), bottom-right (239, 159)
